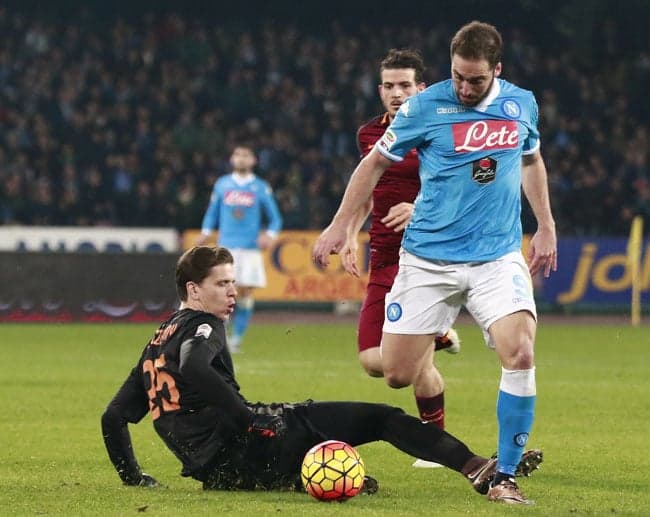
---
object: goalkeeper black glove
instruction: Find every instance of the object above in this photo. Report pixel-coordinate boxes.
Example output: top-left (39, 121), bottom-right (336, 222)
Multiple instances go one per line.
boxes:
top-left (247, 413), bottom-right (286, 439)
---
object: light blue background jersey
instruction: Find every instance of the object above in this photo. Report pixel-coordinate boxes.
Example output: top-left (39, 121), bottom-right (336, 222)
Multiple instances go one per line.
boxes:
top-left (201, 173), bottom-right (283, 249)
top-left (376, 78), bottom-right (540, 262)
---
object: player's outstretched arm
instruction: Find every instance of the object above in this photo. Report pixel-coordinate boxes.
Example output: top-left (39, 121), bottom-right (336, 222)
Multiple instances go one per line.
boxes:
top-left (522, 150), bottom-right (557, 277)
top-left (313, 149), bottom-right (390, 267)
top-left (340, 198), bottom-right (373, 277)
top-left (101, 370), bottom-right (159, 487)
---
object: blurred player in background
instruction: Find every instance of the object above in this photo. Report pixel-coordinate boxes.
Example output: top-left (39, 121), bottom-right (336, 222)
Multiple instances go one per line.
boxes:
top-left (197, 145), bottom-right (282, 352)
top-left (314, 21), bottom-right (557, 504)
top-left (341, 49), bottom-right (461, 468)
top-left (101, 246), bottom-right (541, 496)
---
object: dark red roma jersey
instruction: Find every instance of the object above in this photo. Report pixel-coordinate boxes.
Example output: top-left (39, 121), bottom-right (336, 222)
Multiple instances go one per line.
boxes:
top-left (357, 113), bottom-right (420, 268)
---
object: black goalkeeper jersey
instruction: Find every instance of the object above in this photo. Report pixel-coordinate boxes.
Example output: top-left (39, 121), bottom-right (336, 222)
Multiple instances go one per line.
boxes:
top-left (102, 308), bottom-right (253, 480)
top-left (103, 310), bottom-right (481, 491)
top-left (143, 308), bottom-right (241, 416)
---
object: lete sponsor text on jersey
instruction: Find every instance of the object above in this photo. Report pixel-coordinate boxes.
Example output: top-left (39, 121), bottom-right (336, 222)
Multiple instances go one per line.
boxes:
top-left (224, 190), bottom-right (255, 206)
top-left (452, 120), bottom-right (518, 153)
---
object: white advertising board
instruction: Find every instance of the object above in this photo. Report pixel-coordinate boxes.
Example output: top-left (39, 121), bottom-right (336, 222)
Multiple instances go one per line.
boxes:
top-left (0, 226), bottom-right (179, 252)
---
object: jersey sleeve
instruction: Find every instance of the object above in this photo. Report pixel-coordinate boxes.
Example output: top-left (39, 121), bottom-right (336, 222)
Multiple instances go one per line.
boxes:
top-left (260, 182), bottom-right (283, 235)
top-left (356, 124), bottom-right (374, 158)
top-left (200, 181), bottom-right (221, 232)
top-left (101, 360), bottom-right (150, 484)
top-left (178, 319), bottom-right (253, 431)
top-left (522, 94), bottom-right (541, 155)
top-left (375, 95), bottom-right (426, 162)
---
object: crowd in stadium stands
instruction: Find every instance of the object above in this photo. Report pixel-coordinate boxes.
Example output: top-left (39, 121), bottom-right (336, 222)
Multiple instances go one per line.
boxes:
top-left (0, 8), bottom-right (648, 235)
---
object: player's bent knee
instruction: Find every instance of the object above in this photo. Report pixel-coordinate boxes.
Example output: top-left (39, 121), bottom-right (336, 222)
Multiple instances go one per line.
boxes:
top-left (363, 365), bottom-right (384, 377)
top-left (101, 405), bottom-right (120, 429)
top-left (506, 341), bottom-right (535, 369)
top-left (383, 361), bottom-right (418, 388)
top-left (384, 370), bottom-right (413, 389)
top-left (359, 350), bottom-right (383, 377)
top-left (360, 357), bottom-right (384, 377)
top-left (501, 350), bottom-right (535, 370)
top-left (514, 348), bottom-right (535, 369)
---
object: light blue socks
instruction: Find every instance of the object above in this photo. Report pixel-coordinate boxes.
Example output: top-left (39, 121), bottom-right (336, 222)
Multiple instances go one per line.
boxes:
top-left (496, 367), bottom-right (536, 476)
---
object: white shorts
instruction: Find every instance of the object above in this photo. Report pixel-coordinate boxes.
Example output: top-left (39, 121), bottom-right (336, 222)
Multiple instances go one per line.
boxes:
top-left (383, 250), bottom-right (537, 348)
top-left (230, 248), bottom-right (267, 288)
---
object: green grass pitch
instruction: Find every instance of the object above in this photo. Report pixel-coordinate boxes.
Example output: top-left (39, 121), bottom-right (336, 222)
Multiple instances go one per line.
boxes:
top-left (2, 320), bottom-right (649, 516)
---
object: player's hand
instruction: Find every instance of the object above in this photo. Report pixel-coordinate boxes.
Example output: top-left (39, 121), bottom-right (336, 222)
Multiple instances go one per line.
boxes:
top-left (527, 225), bottom-right (557, 277)
top-left (247, 414), bottom-right (286, 439)
top-left (195, 233), bottom-right (210, 246)
top-left (381, 202), bottom-right (413, 232)
top-left (312, 223), bottom-right (346, 268)
top-left (257, 232), bottom-right (275, 250)
top-left (340, 238), bottom-right (360, 278)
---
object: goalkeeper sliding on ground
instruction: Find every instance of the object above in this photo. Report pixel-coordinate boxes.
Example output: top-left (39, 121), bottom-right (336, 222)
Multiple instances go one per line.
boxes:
top-left (101, 246), bottom-right (542, 498)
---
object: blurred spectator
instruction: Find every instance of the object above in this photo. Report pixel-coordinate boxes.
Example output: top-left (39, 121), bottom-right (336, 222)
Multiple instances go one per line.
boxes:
top-left (0, 172), bottom-right (28, 224)
top-left (0, 6), bottom-right (648, 235)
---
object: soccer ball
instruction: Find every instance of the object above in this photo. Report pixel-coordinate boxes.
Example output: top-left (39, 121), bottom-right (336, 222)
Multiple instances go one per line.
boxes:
top-left (301, 440), bottom-right (365, 501)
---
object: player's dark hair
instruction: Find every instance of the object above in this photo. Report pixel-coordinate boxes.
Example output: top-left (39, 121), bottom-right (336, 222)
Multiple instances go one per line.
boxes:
top-left (380, 48), bottom-right (425, 84)
top-left (450, 21), bottom-right (502, 69)
top-left (231, 143), bottom-right (256, 155)
top-left (175, 246), bottom-right (234, 300)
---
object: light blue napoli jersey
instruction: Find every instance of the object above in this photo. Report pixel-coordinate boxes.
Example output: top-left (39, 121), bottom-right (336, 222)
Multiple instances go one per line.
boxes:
top-left (201, 173), bottom-right (283, 249)
top-left (376, 78), bottom-right (540, 262)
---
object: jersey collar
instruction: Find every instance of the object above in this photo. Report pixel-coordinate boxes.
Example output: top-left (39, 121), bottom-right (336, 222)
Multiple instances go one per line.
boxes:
top-left (473, 78), bottom-right (502, 113)
top-left (231, 172), bottom-right (255, 185)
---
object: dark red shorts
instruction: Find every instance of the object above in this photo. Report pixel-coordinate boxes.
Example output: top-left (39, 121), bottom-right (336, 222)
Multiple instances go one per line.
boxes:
top-left (357, 263), bottom-right (399, 352)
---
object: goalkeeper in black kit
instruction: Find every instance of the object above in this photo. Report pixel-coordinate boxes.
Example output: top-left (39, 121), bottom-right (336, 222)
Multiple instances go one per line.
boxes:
top-left (101, 246), bottom-right (542, 499)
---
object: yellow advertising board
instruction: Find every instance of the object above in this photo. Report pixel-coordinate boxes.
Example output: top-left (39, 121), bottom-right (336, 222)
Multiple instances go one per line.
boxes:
top-left (183, 230), bottom-right (533, 303)
top-left (182, 230), bottom-right (370, 302)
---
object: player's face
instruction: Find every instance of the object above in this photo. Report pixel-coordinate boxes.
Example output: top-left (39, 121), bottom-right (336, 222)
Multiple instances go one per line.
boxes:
top-left (379, 69), bottom-right (425, 118)
top-left (187, 263), bottom-right (237, 321)
top-left (451, 55), bottom-right (501, 107)
top-left (230, 147), bottom-right (256, 173)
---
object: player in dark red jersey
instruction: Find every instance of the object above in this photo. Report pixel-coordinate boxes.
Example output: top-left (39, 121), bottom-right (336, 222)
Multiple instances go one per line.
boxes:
top-left (341, 50), bottom-right (460, 465)
top-left (101, 246), bottom-right (541, 495)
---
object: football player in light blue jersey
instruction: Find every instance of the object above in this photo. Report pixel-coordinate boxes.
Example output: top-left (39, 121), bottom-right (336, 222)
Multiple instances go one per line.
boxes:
top-left (314, 21), bottom-right (556, 505)
top-left (379, 68), bottom-right (539, 263)
top-left (198, 145), bottom-right (282, 352)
